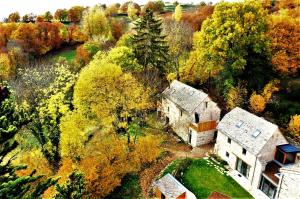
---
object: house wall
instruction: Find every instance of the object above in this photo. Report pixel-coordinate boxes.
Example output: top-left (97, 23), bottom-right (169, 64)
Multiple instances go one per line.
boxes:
top-left (277, 170), bottom-right (300, 199)
top-left (161, 96), bottom-right (220, 146)
top-left (189, 128), bottom-right (216, 147)
top-left (214, 131), bottom-right (260, 188)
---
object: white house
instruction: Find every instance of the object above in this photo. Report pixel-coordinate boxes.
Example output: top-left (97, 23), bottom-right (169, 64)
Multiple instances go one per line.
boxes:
top-left (214, 107), bottom-right (289, 198)
top-left (154, 173), bottom-right (197, 199)
top-left (158, 80), bottom-right (221, 147)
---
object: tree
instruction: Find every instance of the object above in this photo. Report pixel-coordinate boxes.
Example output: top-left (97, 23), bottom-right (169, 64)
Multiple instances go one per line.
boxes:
top-left (226, 81), bottom-right (247, 110)
top-left (44, 11), bottom-right (53, 22)
top-left (249, 92), bottom-right (266, 113)
top-left (0, 53), bottom-right (12, 81)
top-left (104, 46), bottom-right (142, 72)
top-left (163, 19), bottom-right (193, 77)
top-left (289, 115), bottom-right (300, 141)
top-left (173, 4), bottom-right (182, 22)
top-left (68, 6), bottom-right (85, 23)
top-left (131, 9), bottom-right (170, 73)
top-left (182, 1), bottom-right (270, 94)
top-left (55, 9), bottom-right (68, 22)
top-left (73, 53), bottom-right (150, 128)
top-left (143, 1), bottom-right (165, 13)
top-left (8, 12), bottom-right (20, 22)
top-left (268, 13), bottom-right (300, 75)
top-left (105, 3), bottom-right (119, 16)
top-left (82, 5), bottom-right (111, 41)
top-left (127, 3), bottom-right (140, 20)
top-left (0, 83), bottom-right (57, 198)
top-left (55, 171), bottom-right (88, 199)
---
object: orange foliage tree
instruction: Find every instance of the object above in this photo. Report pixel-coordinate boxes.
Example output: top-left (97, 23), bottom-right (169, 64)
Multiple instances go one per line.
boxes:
top-left (289, 115), bottom-right (300, 141)
top-left (249, 92), bottom-right (266, 113)
top-left (268, 13), bottom-right (300, 75)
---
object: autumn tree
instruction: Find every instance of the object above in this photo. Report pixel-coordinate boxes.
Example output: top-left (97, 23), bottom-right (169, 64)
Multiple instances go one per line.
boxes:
top-left (132, 9), bottom-right (170, 73)
top-left (44, 11), bottom-right (53, 22)
top-left (181, 1), bottom-right (270, 94)
top-left (289, 115), bottom-right (300, 141)
top-left (105, 3), bottom-right (119, 16)
top-left (8, 12), bottom-right (20, 22)
top-left (143, 1), bottom-right (165, 13)
top-left (268, 12), bottom-right (300, 75)
top-left (55, 9), bottom-right (68, 22)
top-left (127, 3), bottom-right (141, 20)
top-left (68, 6), bottom-right (85, 23)
top-left (82, 5), bottom-right (111, 41)
top-left (55, 171), bottom-right (88, 199)
top-left (226, 81), bottom-right (247, 110)
top-left (0, 83), bottom-right (57, 197)
top-left (173, 4), bottom-right (182, 22)
top-left (0, 53), bottom-right (12, 80)
top-left (73, 53), bottom-right (150, 128)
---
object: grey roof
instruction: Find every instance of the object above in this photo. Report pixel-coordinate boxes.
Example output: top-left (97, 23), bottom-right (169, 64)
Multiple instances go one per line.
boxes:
top-left (154, 174), bottom-right (186, 198)
top-left (162, 80), bottom-right (208, 113)
top-left (217, 107), bottom-right (279, 155)
top-left (281, 161), bottom-right (300, 173)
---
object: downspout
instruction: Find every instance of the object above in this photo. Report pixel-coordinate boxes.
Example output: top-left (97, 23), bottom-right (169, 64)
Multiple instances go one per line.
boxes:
top-left (250, 155), bottom-right (259, 187)
top-left (275, 172), bottom-right (284, 199)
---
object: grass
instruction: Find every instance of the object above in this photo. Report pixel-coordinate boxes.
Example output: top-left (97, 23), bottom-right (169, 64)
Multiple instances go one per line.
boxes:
top-left (182, 159), bottom-right (253, 199)
top-left (54, 49), bottom-right (76, 63)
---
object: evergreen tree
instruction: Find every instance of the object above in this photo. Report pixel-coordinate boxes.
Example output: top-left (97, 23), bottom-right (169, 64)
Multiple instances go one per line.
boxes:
top-left (0, 83), bottom-right (57, 198)
top-left (131, 9), bottom-right (170, 73)
top-left (55, 171), bottom-right (88, 199)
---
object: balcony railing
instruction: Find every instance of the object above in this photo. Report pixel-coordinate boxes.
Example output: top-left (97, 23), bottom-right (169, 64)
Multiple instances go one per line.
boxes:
top-left (189, 120), bottom-right (217, 132)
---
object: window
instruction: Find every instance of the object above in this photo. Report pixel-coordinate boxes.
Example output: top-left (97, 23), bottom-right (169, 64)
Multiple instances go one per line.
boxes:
top-left (167, 107), bottom-right (169, 112)
top-left (259, 176), bottom-right (277, 199)
top-left (205, 102), bottom-right (208, 108)
top-left (243, 148), bottom-right (247, 155)
top-left (227, 138), bottom-right (231, 144)
top-left (180, 110), bottom-right (183, 116)
top-left (236, 120), bottom-right (244, 128)
top-left (236, 158), bottom-right (250, 178)
top-left (195, 113), bottom-right (199, 123)
top-left (252, 129), bottom-right (261, 138)
top-left (161, 193), bottom-right (166, 199)
top-left (226, 151), bottom-right (229, 157)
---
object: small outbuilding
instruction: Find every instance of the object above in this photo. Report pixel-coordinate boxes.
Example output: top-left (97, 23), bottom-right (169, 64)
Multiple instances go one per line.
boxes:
top-left (154, 173), bottom-right (196, 199)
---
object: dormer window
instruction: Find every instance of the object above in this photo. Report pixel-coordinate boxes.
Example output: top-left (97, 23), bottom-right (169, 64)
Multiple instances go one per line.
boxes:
top-left (236, 120), bottom-right (244, 128)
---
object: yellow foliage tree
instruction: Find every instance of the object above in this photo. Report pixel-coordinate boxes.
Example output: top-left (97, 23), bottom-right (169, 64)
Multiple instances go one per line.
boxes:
top-left (173, 4), bottom-right (182, 22)
top-left (127, 3), bottom-right (138, 20)
top-left (133, 134), bottom-right (162, 165)
top-left (249, 92), bottom-right (266, 113)
top-left (289, 115), bottom-right (300, 140)
top-left (0, 53), bottom-right (12, 80)
top-left (82, 5), bottom-right (111, 41)
top-left (73, 54), bottom-right (151, 128)
top-left (226, 82), bottom-right (247, 110)
top-left (262, 79), bottom-right (280, 102)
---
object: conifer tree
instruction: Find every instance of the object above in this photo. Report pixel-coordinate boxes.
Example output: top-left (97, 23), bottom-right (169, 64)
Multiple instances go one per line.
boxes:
top-left (55, 171), bottom-right (88, 199)
top-left (0, 83), bottom-right (57, 198)
top-left (131, 9), bottom-right (170, 73)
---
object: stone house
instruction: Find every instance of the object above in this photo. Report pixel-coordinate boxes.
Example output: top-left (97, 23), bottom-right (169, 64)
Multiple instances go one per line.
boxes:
top-left (157, 80), bottom-right (221, 147)
top-left (154, 173), bottom-right (196, 199)
top-left (214, 107), bottom-right (300, 199)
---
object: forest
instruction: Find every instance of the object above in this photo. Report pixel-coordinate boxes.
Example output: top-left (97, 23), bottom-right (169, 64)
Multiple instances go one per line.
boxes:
top-left (0, 0), bottom-right (299, 198)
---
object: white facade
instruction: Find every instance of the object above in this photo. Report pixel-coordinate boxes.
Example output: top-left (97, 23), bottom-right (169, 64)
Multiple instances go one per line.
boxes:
top-left (214, 108), bottom-right (289, 199)
top-left (277, 163), bottom-right (300, 199)
top-left (159, 80), bottom-right (221, 147)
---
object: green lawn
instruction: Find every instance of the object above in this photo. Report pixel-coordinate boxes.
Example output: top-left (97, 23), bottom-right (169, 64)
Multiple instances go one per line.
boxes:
top-left (54, 49), bottom-right (76, 63)
top-left (181, 159), bottom-right (253, 199)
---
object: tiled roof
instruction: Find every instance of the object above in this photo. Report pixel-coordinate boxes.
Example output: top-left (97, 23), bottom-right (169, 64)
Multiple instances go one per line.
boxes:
top-left (162, 80), bottom-right (208, 113)
top-left (154, 174), bottom-right (186, 198)
top-left (217, 107), bottom-right (279, 155)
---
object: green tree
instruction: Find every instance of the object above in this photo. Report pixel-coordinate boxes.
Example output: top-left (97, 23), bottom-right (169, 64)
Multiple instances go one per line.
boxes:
top-left (0, 83), bottom-right (57, 198)
top-left (131, 9), bottom-right (170, 73)
top-left (55, 171), bottom-right (88, 199)
top-left (182, 0), bottom-right (271, 94)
